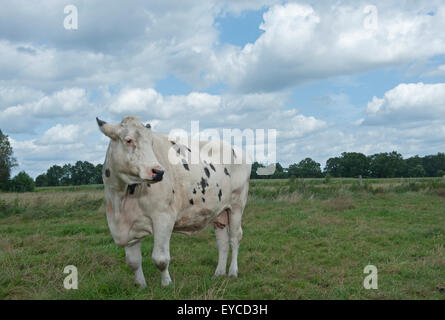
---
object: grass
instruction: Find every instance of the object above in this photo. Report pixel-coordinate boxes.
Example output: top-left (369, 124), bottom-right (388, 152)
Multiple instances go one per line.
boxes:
top-left (1, 178), bottom-right (445, 299)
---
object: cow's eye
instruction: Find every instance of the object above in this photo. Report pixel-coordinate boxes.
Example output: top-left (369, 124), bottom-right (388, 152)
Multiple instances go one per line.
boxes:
top-left (126, 139), bottom-right (134, 146)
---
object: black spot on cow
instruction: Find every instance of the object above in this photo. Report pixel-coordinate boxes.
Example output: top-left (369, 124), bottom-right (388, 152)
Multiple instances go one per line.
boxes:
top-left (128, 184), bottom-right (137, 195)
top-left (182, 159), bottom-right (190, 171)
top-left (193, 188), bottom-right (196, 194)
top-left (218, 189), bottom-right (222, 201)
top-left (224, 167), bottom-right (230, 176)
top-left (209, 163), bottom-right (216, 172)
top-left (232, 148), bottom-right (236, 158)
top-left (202, 197), bottom-right (205, 203)
top-left (189, 199), bottom-right (194, 205)
top-left (200, 177), bottom-right (209, 195)
top-left (170, 141), bottom-right (176, 145)
top-left (186, 147), bottom-right (191, 152)
top-left (204, 167), bottom-right (210, 178)
top-left (172, 189), bottom-right (175, 194)
top-left (105, 168), bottom-right (110, 178)
top-left (147, 183), bottom-right (151, 187)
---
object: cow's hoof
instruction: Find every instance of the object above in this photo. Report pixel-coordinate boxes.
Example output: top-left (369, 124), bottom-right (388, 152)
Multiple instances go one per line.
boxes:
top-left (213, 270), bottom-right (226, 278)
top-left (161, 280), bottom-right (172, 287)
top-left (135, 280), bottom-right (147, 289)
top-left (161, 276), bottom-right (172, 287)
top-left (228, 269), bottom-right (238, 278)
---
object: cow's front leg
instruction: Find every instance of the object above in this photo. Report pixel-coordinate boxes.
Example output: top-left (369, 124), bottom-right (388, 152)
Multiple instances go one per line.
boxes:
top-left (213, 225), bottom-right (230, 277)
top-left (152, 218), bottom-right (174, 286)
top-left (125, 242), bottom-right (147, 288)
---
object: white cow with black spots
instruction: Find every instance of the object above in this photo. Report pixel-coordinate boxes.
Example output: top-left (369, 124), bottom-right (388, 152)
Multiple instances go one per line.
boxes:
top-left (97, 116), bottom-right (252, 287)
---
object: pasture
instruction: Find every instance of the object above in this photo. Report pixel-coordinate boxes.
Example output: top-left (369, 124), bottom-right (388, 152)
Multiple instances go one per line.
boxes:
top-left (1, 178), bottom-right (445, 299)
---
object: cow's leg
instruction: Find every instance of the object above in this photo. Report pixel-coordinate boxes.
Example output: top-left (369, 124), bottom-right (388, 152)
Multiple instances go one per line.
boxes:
top-left (213, 225), bottom-right (230, 277)
top-left (125, 242), bottom-right (147, 288)
top-left (152, 218), bottom-right (174, 286)
top-left (228, 208), bottom-right (243, 277)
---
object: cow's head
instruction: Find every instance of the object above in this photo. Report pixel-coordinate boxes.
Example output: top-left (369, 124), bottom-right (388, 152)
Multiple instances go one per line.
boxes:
top-left (96, 116), bottom-right (164, 185)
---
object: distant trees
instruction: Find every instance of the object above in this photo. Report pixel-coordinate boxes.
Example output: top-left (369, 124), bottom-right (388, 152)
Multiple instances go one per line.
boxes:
top-left (249, 151), bottom-right (445, 179)
top-left (288, 158), bottom-right (322, 178)
top-left (250, 161), bottom-right (265, 179)
top-left (324, 151), bottom-right (445, 178)
top-left (9, 171), bottom-right (35, 192)
top-left (368, 151), bottom-right (405, 178)
top-left (0, 129), bottom-right (17, 190)
top-left (35, 161), bottom-right (103, 187)
top-left (324, 152), bottom-right (369, 177)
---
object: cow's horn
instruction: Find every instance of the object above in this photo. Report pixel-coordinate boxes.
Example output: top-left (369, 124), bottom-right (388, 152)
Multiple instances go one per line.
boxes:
top-left (96, 117), bottom-right (107, 127)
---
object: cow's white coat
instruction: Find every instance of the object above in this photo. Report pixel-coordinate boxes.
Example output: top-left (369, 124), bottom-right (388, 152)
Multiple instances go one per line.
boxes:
top-left (98, 116), bottom-right (251, 287)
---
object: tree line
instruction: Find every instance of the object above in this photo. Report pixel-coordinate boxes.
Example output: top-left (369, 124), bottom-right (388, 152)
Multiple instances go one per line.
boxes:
top-left (35, 161), bottom-right (104, 187)
top-left (251, 151), bottom-right (445, 179)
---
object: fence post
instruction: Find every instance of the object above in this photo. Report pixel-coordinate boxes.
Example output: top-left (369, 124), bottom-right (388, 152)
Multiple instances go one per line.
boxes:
top-left (359, 175), bottom-right (363, 187)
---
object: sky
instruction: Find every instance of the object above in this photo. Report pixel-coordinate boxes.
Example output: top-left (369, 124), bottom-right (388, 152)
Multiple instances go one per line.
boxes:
top-left (2, 0), bottom-right (445, 178)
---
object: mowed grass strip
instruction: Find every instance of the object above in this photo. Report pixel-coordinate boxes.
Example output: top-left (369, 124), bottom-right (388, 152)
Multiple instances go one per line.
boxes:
top-left (1, 178), bottom-right (445, 299)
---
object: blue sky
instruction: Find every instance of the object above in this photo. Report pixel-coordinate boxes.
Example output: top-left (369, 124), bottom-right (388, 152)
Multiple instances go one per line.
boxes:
top-left (2, 0), bottom-right (445, 177)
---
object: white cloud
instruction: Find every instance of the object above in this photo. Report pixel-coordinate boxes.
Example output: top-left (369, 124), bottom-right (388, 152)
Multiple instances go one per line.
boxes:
top-left (0, 86), bottom-right (43, 109)
top-left (364, 82), bottom-right (445, 124)
top-left (209, 2), bottom-right (445, 92)
top-left (37, 124), bottom-right (84, 145)
top-left (105, 87), bottom-right (325, 141)
top-left (0, 87), bottom-right (92, 133)
top-left (109, 88), bottom-right (163, 114)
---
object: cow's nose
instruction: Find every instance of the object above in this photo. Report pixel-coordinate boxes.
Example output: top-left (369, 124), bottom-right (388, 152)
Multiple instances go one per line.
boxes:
top-left (151, 168), bottom-right (164, 182)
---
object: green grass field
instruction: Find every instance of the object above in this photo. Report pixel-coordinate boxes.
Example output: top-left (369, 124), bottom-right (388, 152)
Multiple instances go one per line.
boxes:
top-left (1, 178), bottom-right (445, 299)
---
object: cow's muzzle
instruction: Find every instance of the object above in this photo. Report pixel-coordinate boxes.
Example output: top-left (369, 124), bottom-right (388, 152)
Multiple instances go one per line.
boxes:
top-left (151, 168), bottom-right (164, 182)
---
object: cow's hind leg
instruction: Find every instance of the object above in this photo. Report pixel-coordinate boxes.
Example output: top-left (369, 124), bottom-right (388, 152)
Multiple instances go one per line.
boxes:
top-left (125, 242), bottom-right (147, 288)
top-left (213, 223), bottom-right (230, 277)
top-left (228, 207), bottom-right (243, 277)
top-left (228, 183), bottom-right (249, 277)
top-left (152, 217), bottom-right (174, 286)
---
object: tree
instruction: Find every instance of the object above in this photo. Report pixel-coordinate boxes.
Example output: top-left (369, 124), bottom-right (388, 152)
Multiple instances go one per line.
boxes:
top-left (71, 161), bottom-right (96, 185)
top-left (368, 151), bottom-right (406, 178)
top-left (46, 165), bottom-right (64, 186)
top-left (324, 157), bottom-right (342, 177)
top-left (250, 162), bottom-right (265, 179)
top-left (408, 164), bottom-right (426, 177)
top-left (35, 174), bottom-right (48, 187)
top-left (324, 152), bottom-right (369, 177)
top-left (93, 164), bottom-right (103, 184)
top-left (288, 158), bottom-right (322, 178)
top-left (0, 129), bottom-right (17, 190)
top-left (9, 171), bottom-right (35, 192)
top-left (422, 153), bottom-right (445, 177)
top-left (339, 152), bottom-right (370, 177)
top-left (271, 162), bottom-right (288, 179)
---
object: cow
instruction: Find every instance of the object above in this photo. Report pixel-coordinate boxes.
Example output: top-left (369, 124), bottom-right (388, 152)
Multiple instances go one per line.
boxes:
top-left (96, 116), bottom-right (251, 287)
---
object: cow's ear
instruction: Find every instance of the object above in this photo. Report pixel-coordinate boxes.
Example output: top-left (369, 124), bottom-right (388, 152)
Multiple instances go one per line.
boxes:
top-left (96, 117), bottom-right (119, 140)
